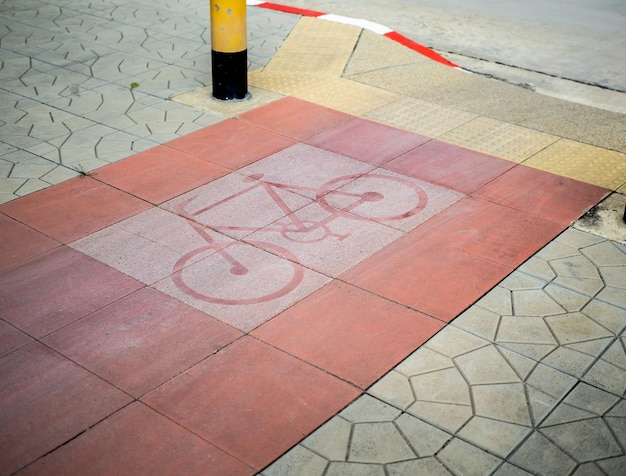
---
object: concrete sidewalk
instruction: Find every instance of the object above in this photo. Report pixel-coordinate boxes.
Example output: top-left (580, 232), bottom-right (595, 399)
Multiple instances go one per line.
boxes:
top-left (1, 1), bottom-right (625, 475)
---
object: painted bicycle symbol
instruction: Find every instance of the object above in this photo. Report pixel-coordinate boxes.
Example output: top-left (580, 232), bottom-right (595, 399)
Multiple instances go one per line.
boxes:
top-left (172, 172), bottom-right (428, 305)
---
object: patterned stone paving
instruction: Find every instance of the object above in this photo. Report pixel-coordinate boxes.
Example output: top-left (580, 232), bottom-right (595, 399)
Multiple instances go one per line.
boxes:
top-left (0, 0), bottom-right (297, 203)
top-left (262, 228), bottom-right (626, 475)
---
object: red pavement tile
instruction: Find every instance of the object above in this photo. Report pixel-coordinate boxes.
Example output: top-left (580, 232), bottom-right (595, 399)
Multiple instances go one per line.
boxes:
top-left (341, 235), bottom-right (512, 322)
top-left (166, 118), bottom-right (296, 170)
top-left (305, 117), bottom-right (430, 165)
top-left (411, 196), bottom-right (565, 268)
top-left (19, 403), bottom-right (254, 476)
top-left (473, 164), bottom-right (609, 225)
top-left (305, 117), bottom-right (430, 166)
top-left (92, 145), bottom-right (230, 204)
top-left (252, 281), bottom-right (444, 388)
top-left (143, 336), bottom-right (360, 471)
top-left (385, 140), bottom-right (515, 194)
top-left (0, 342), bottom-right (132, 475)
top-left (0, 213), bottom-right (59, 271)
top-left (43, 288), bottom-right (242, 397)
top-left (0, 320), bottom-right (32, 358)
top-left (0, 176), bottom-right (150, 243)
top-left (238, 97), bottom-right (351, 140)
top-left (0, 247), bottom-right (143, 338)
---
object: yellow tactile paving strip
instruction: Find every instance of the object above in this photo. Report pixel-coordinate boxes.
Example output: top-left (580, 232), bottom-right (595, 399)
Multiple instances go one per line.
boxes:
top-left (523, 139), bottom-right (626, 190)
top-left (294, 78), bottom-right (401, 116)
top-left (260, 17), bottom-right (360, 77)
top-left (439, 117), bottom-right (560, 163)
top-left (248, 70), bottom-right (334, 96)
top-left (365, 97), bottom-right (477, 138)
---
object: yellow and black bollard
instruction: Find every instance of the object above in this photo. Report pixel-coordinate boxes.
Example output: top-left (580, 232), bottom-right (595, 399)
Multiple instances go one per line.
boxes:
top-left (210, 0), bottom-right (248, 100)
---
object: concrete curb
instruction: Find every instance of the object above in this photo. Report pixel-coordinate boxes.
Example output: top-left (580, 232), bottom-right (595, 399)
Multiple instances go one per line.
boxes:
top-left (246, 0), bottom-right (459, 68)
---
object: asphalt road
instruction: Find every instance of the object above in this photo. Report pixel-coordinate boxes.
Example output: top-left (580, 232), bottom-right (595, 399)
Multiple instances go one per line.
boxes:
top-left (284, 0), bottom-right (626, 113)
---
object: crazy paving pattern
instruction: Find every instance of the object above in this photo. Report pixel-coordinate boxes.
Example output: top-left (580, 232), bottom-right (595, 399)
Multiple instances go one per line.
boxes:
top-left (0, 97), bottom-right (611, 474)
top-left (264, 229), bottom-right (626, 476)
top-left (0, 0), bottom-right (298, 203)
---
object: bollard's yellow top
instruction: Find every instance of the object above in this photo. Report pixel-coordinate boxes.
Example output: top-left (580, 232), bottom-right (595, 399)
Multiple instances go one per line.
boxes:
top-left (210, 0), bottom-right (247, 53)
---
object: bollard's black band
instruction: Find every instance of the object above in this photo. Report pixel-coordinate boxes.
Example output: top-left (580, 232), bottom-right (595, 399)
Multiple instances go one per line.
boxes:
top-left (211, 50), bottom-right (248, 100)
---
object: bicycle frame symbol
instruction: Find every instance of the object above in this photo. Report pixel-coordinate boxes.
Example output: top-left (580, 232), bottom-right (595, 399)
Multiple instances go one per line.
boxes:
top-left (172, 172), bottom-right (428, 306)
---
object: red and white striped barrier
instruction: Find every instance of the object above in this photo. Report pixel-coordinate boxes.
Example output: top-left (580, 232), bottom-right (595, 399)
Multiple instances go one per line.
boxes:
top-left (246, 0), bottom-right (459, 68)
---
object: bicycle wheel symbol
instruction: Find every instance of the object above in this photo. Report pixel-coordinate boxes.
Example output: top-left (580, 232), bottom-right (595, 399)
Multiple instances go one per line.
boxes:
top-left (172, 240), bottom-right (304, 306)
top-left (317, 173), bottom-right (428, 221)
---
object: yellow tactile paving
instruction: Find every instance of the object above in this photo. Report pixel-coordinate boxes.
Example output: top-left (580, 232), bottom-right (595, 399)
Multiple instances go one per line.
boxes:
top-left (524, 139), bottom-right (626, 190)
top-left (248, 70), bottom-right (335, 96)
top-left (294, 78), bottom-right (401, 116)
top-left (264, 50), bottom-right (349, 77)
top-left (262, 17), bottom-right (360, 77)
top-left (439, 116), bottom-right (560, 163)
top-left (365, 97), bottom-right (477, 138)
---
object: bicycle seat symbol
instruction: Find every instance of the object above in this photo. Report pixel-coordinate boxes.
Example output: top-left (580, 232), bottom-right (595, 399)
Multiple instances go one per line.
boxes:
top-left (172, 172), bottom-right (428, 305)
